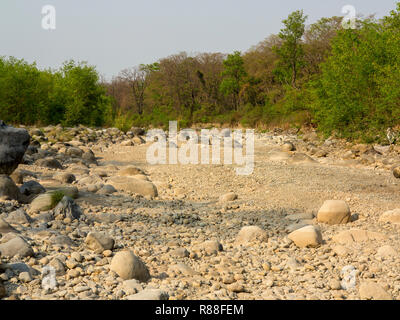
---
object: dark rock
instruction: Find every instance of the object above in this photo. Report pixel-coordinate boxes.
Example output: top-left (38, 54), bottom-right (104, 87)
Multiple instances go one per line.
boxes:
top-left (0, 175), bottom-right (23, 201)
top-left (53, 196), bottom-right (82, 220)
top-left (130, 127), bottom-right (145, 136)
top-left (25, 145), bottom-right (38, 156)
top-left (4, 208), bottom-right (34, 225)
top-left (20, 181), bottom-right (46, 196)
top-left (0, 121), bottom-right (30, 175)
top-left (394, 167), bottom-right (400, 179)
top-left (35, 158), bottom-right (63, 170)
top-left (82, 151), bottom-right (97, 165)
top-left (0, 217), bottom-right (19, 235)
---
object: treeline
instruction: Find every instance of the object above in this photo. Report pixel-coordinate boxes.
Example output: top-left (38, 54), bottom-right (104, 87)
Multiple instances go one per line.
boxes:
top-left (1, 3), bottom-right (400, 142)
top-left (0, 59), bottom-right (112, 127)
top-left (106, 4), bottom-right (400, 142)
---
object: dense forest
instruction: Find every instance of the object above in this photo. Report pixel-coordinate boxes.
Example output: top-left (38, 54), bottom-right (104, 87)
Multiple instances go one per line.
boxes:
top-left (1, 3), bottom-right (399, 143)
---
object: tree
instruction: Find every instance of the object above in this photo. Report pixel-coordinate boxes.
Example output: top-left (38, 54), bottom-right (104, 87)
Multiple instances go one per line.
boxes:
top-left (243, 35), bottom-right (282, 105)
top-left (274, 10), bottom-right (308, 88)
top-left (195, 53), bottom-right (225, 108)
top-left (312, 11), bottom-right (400, 141)
top-left (119, 63), bottom-right (158, 115)
top-left (303, 16), bottom-right (343, 77)
top-left (0, 57), bottom-right (52, 125)
top-left (59, 60), bottom-right (112, 127)
top-left (219, 51), bottom-right (247, 111)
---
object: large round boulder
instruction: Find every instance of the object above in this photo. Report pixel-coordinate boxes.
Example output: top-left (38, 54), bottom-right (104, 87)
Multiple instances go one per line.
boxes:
top-left (108, 176), bottom-right (158, 197)
top-left (0, 121), bottom-right (30, 175)
top-left (0, 236), bottom-right (34, 258)
top-left (110, 250), bottom-right (150, 282)
top-left (288, 225), bottom-right (322, 248)
top-left (317, 200), bottom-right (351, 225)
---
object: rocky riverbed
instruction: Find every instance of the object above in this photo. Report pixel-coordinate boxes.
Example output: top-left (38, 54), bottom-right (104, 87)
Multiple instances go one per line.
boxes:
top-left (0, 122), bottom-right (400, 300)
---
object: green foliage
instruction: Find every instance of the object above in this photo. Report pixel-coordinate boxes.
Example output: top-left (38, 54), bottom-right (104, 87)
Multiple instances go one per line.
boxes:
top-left (59, 60), bottom-right (112, 127)
top-left (219, 51), bottom-right (247, 110)
top-left (1, 3), bottom-right (400, 143)
top-left (240, 104), bottom-right (266, 127)
top-left (274, 10), bottom-right (308, 87)
top-left (0, 57), bottom-right (52, 125)
top-left (48, 191), bottom-right (66, 210)
top-left (113, 112), bottom-right (134, 133)
top-left (0, 57), bottom-right (112, 127)
top-left (313, 6), bottom-right (400, 141)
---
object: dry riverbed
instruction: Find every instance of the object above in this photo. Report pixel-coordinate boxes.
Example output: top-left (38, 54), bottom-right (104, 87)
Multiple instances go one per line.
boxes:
top-left (1, 125), bottom-right (400, 300)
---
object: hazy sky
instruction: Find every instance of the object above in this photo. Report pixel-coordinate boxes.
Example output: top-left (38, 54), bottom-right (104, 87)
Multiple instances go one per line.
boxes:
top-left (0, 0), bottom-right (398, 79)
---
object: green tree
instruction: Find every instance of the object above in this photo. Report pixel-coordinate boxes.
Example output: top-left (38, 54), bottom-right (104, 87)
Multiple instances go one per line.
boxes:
top-left (0, 57), bottom-right (52, 125)
top-left (58, 60), bottom-right (112, 127)
top-left (274, 10), bottom-right (308, 88)
top-left (312, 10), bottom-right (400, 141)
top-left (219, 51), bottom-right (247, 111)
top-left (374, 3), bottom-right (400, 129)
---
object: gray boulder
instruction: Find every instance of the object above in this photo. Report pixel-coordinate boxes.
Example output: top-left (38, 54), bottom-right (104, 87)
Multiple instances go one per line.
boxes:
top-left (394, 167), bottom-right (400, 179)
top-left (53, 196), bottom-right (82, 220)
top-left (5, 208), bottom-right (34, 225)
top-left (0, 121), bottom-right (30, 175)
top-left (35, 158), bottom-right (63, 169)
top-left (20, 180), bottom-right (46, 196)
top-left (85, 232), bottom-right (114, 253)
top-left (96, 184), bottom-right (116, 195)
top-left (0, 174), bottom-right (23, 201)
top-left (0, 236), bottom-right (33, 258)
top-left (0, 217), bottom-right (18, 235)
top-left (82, 151), bottom-right (97, 165)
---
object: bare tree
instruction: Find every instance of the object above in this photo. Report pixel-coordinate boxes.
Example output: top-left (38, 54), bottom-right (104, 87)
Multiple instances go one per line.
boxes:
top-left (119, 64), bottom-right (156, 115)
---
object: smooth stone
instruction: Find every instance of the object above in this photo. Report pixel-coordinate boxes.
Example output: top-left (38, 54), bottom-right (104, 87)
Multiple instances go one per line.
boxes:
top-left (288, 226), bottom-right (322, 248)
top-left (110, 250), bottom-right (150, 282)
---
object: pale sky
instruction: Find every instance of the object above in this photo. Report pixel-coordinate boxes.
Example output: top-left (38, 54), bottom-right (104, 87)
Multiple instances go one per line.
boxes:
top-left (0, 0), bottom-right (398, 79)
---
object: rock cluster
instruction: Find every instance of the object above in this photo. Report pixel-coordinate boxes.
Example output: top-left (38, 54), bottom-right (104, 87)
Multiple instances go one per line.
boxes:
top-left (0, 124), bottom-right (399, 301)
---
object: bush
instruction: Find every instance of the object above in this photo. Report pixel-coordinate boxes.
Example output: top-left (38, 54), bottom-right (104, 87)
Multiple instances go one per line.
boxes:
top-left (48, 191), bottom-right (66, 210)
top-left (113, 112), bottom-right (134, 133)
top-left (0, 57), bottom-right (112, 127)
top-left (312, 9), bottom-right (400, 141)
